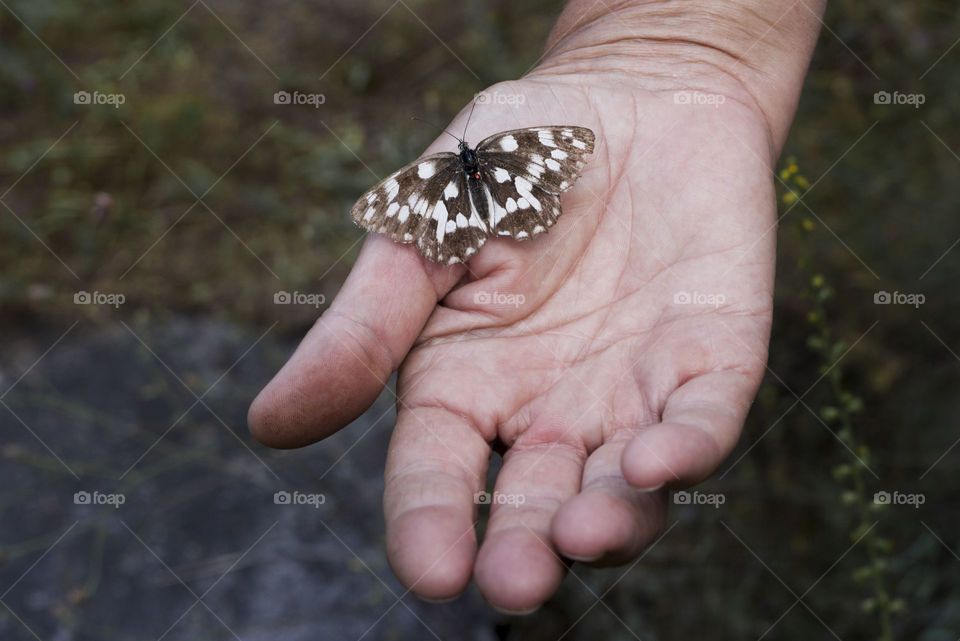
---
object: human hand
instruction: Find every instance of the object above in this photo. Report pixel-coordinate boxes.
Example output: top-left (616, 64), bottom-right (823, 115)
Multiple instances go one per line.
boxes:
top-left (249, 0), bottom-right (824, 614)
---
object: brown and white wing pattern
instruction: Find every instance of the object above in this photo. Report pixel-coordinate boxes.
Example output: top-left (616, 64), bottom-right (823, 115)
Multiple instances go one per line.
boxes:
top-left (349, 125), bottom-right (595, 262)
top-left (350, 153), bottom-right (489, 264)
top-left (476, 126), bottom-right (595, 241)
top-left (350, 153), bottom-right (456, 245)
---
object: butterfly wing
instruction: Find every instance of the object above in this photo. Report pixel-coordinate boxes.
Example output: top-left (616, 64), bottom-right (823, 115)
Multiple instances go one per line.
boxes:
top-left (350, 153), bottom-right (488, 263)
top-left (350, 152), bottom-right (457, 244)
top-left (476, 126), bottom-right (595, 240)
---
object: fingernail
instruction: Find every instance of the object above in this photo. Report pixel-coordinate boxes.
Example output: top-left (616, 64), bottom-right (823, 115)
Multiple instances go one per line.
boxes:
top-left (415, 594), bottom-right (460, 605)
top-left (492, 604), bottom-right (541, 616)
top-left (635, 481), bottom-right (665, 493)
top-left (564, 553), bottom-right (603, 563)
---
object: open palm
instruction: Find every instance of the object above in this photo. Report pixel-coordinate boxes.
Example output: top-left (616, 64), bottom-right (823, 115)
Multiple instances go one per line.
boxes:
top-left (249, 73), bottom-right (776, 613)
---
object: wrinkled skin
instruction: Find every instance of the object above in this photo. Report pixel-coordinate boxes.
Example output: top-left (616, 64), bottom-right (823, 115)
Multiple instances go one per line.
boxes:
top-left (249, 66), bottom-right (778, 613)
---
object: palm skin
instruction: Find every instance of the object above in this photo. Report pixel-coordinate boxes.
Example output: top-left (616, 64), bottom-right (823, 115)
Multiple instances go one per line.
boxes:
top-left (249, 72), bottom-right (777, 613)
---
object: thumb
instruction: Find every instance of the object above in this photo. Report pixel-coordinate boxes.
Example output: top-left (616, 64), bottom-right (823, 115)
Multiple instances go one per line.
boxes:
top-left (248, 235), bottom-right (462, 448)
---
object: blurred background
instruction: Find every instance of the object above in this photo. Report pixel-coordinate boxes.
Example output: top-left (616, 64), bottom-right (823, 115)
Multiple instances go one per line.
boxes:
top-left (1, 1), bottom-right (957, 639)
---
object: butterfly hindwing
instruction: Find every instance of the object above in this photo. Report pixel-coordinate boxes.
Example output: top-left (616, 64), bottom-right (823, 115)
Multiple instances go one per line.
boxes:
top-left (481, 166), bottom-right (560, 240)
top-left (416, 170), bottom-right (488, 264)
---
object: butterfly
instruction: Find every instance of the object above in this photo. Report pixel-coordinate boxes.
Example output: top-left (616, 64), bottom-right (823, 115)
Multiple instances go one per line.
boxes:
top-left (350, 124), bottom-right (596, 264)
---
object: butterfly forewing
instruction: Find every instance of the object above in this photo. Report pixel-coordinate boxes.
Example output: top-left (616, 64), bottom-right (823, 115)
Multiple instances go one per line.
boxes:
top-left (350, 152), bottom-right (458, 245)
top-left (477, 126), bottom-right (596, 194)
top-left (477, 126), bottom-right (595, 241)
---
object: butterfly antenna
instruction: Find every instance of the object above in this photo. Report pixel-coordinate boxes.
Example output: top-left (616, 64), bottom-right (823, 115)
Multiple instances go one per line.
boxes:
top-left (410, 116), bottom-right (462, 144)
top-left (461, 94), bottom-right (480, 141)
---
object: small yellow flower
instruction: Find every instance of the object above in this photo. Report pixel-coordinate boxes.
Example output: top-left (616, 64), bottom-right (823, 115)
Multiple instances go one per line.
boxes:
top-left (795, 175), bottom-right (810, 189)
top-left (782, 191), bottom-right (797, 204)
top-left (802, 218), bottom-right (815, 231)
top-left (812, 274), bottom-right (824, 288)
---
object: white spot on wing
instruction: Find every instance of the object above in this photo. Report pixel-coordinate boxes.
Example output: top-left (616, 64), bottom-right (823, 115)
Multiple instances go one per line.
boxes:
top-left (538, 129), bottom-right (557, 147)
top-left (506, 198), bottom-right (517, 213)
top-left (571, 139), bottom-right (587, 150)
top-left (385, 178), bottom-right (399, 202)
top-left (516, 230), bottom-right (529, 238)
top-left (499, 135), bottom-right (518, 152)
top-left (444, 181), bottom-right (459, 199)
top-left (398, 205), bottom-right (410, 223)
top-left (403, 233), bottom-right (414, 241)
top-left (363, 207), bottom-right (375, 221)
top-left (494, 168), bottom-right (510, 183)
top-left (456, 213), bottom-right (469, 228)
top-left (514, 176), bottom-right (541, 211)
top-left (551, 149), bottom-right (568, 160)
top-left (386, 202), bottom-right (400, 218)
top-left (434, 200), bottom-right (449, 244)
top-left (417, 162), bottom-right (436, 179)
top-left (545, 158), bottom-right (561, 171)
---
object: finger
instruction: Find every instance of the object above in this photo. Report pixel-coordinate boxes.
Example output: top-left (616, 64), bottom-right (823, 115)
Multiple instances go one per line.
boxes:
top-left (552, 439), bottom-right (667, 565)
top-left (248, 236), bottom-right (463, 448)
top-left (474, 421), bottom-right (586, 614)
top-left (383, 406), bottom-right (490, 601)
top-left (621, 369), bottom-right (759, 489)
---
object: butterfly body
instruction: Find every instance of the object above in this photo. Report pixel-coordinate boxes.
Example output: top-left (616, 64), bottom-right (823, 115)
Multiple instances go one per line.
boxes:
top-left (351, 126), bottom-right (595, 264)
